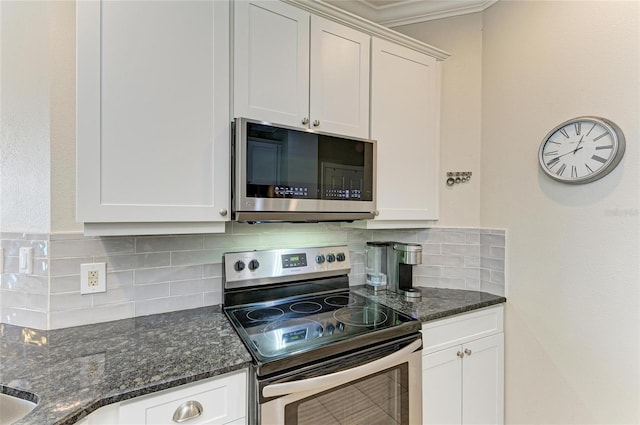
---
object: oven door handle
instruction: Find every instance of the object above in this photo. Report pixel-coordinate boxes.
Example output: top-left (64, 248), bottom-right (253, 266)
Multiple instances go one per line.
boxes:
top-left (262, 339), bottom-right (421, 398)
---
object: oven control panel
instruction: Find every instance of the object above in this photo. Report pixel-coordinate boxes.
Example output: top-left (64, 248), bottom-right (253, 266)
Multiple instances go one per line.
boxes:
top-left (224, 246), bottom-right (350, 286)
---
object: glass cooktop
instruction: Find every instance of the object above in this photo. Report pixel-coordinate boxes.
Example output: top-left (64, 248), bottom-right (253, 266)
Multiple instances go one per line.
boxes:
top-left (225, 291), bottom-right (418, 363)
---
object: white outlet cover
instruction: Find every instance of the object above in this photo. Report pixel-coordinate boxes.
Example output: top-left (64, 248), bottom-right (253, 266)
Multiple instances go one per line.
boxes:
top-left (81, 263), bottom-right (107, 294)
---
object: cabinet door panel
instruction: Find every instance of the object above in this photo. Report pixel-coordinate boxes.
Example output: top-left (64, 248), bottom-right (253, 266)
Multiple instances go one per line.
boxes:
top-left (77, 0), bottom-right (229, 224)
top-left (371, 38), bottom-right (439, 221)
top-left (310, 16), bottom-right (370, 138)
top-left (234, 1), bottom-right (309, 128)
top-left (462, 334), bottom-right (504, 425)
top-left (422, 346), bottom-right (462, 425)
top-left (119, 371), bottom-right (247, 424)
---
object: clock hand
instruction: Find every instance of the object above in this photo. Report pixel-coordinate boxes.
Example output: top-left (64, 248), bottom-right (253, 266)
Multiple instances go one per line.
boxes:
top-left (573, 135), bottom-right (585, 154)
top-left (556, 146), bottom-right (583, 159)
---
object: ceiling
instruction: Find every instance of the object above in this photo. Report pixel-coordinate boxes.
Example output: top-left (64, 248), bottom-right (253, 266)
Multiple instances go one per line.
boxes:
top-left (323, 0), bottom-right (497, 27)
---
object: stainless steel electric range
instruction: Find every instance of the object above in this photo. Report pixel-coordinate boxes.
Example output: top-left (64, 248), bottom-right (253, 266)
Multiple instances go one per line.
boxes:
top-left (223, 245), bottom-right (423, 425)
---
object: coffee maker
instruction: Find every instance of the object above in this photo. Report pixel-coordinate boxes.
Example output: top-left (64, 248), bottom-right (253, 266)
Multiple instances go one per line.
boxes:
top-left (365, 242), bottom-right (422, 299)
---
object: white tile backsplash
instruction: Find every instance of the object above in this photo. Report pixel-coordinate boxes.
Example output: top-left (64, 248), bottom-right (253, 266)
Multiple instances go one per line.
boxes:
top-left (0, 227), bottom-right (506, 329)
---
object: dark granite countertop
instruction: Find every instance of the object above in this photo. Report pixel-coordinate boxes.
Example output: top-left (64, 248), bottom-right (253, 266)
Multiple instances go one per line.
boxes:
top-left (353, 286), bottom-right (506, 322)
top-left (1, 287), bottom-right (504, 425)
top-left (0, 306), bottom-right (252, 425)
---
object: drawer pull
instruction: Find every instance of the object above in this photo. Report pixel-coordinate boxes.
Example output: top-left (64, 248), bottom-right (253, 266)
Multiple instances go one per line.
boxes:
top-left (172, 400), bottom-right (203, 423)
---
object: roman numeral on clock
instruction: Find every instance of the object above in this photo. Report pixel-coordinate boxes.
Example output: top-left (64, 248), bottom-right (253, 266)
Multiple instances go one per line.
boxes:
top-left (556, 163), bottom-right (567, 176)
top-left (547, 157), bottom-right (560, 167)
top-left (593, 132), bottom-right (608, 141)
top-left (571, 166), bottom-right (577, 178)
top-left (591, 155), bottom-right (607, 164)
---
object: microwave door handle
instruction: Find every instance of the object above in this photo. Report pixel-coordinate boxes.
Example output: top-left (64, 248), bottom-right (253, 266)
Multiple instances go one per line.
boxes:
top-left (262, 339), bottom-right (421, 398)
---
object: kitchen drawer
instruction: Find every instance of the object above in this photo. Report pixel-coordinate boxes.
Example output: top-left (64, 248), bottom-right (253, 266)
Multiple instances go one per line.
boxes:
top-left (119, 370), bottom-right (247, 424)
top-left (421, 306), bottom-right (503, 354)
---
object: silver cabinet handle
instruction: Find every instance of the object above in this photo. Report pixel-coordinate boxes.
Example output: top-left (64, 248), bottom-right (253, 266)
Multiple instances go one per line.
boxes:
top-left (172, 400), bottom-right (203, 423)
top-left (464, 348), bottom-right (472, 356)
top-left (456, 351), bottom-right (464, 358)
top-left (263, 339), bottom-right (421, 398)
top-left (312, 120), bottom-right (320, 127)
top-left (219, 208), bottom-right (228, 217)
top-left (301, 117), bottom-right (309, 125)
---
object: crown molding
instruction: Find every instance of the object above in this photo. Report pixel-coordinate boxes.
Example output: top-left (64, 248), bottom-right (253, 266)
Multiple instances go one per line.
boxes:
top-left (380, 0), bottom-right (497, 27)
top-left (325, 0), bottom-right (497, 28)
top-left (285, 0), bottom-right (451, 60)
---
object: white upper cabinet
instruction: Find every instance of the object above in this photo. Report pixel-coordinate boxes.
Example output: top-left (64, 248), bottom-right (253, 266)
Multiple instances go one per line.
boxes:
top-left (76, 0), bottom-right (230, 235)
top-left (233, 0), bottom-right (310, 129)
top-left (309, 15), bottom-right (370, 138)
top-left (367, 37), bottom-right (440, 226)
top-left (234, 1), bottom-right (370, 139)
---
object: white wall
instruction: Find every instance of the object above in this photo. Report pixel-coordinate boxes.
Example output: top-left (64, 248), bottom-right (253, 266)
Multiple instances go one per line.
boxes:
top-left (0, 1), bottom-right (52, 233)
top-left (0, 1), bottom-right (79, 234)
top-left (50, 1), bottom-right (80, 234)
top-left (399, 1), bottom-right (640, 422)
top-left (396, 13), bottom-right (483, 227)
top-left (483, 1), bottom-right (639, 423)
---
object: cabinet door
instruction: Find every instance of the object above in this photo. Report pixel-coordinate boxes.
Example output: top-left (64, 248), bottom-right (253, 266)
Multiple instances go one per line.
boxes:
top-left (77, 0), bottom-right (230, 228)
top-left (309, 15), bottom-right (370, 138)
top-left (462, 333), bottom-right (504, 425)
top-left (422, 346), bottom-right (462, 425)
top-left (234, 0), bottom-right (309, 128)
top-left (370, 37), bottom-right (439, 222)
top-left (119, 371), bottom-right (247, 424)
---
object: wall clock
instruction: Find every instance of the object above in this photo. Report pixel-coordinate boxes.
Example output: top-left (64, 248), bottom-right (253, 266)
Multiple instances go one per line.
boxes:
top-left (538, 116), bottom-right (625, 184)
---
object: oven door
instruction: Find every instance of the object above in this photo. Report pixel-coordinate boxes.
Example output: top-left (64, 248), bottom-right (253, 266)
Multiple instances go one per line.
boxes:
top-left (259, 335), bottom-right (421, 425)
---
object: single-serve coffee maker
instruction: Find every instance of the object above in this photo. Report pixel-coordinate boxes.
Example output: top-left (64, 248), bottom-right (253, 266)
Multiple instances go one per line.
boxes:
top-left (365, 241), bottom-right (422, 299)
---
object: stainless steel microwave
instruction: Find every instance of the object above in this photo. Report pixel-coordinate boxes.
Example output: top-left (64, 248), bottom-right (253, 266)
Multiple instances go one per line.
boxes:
top-left (232, 118), bottom-right (376, 223)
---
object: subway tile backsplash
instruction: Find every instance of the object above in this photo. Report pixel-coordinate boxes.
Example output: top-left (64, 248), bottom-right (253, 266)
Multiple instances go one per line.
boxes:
top-left (0, 226), bottom-right (506, 329)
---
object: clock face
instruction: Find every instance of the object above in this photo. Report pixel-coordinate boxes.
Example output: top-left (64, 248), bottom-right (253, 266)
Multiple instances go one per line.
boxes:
top-left (538, 117), bottom-right (625, 184)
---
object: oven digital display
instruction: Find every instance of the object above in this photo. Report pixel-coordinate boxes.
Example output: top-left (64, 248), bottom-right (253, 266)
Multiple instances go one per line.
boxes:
top-left (282, 329), bottom-right (307, 344)
top-left (282, 253), bottom-right (307, 268)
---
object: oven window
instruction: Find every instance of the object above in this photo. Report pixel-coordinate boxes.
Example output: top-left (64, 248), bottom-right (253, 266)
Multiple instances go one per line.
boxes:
top-left (284, 365), bottom-right (408, 425)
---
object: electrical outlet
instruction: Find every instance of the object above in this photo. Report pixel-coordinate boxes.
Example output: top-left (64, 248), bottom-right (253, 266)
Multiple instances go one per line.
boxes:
top-left (81, 263), bottom-right (107, 294)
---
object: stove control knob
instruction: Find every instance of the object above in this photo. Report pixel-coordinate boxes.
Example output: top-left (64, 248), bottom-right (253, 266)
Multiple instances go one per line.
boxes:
top-left (248, 259), bottom-right (260, 271)
top-left (336, 321), bottom-right (345, 332)
top-left (316, 325), bottom-right (324, 337)
top-left (326, 323), bottom-right (335, 335)
top-left (336, 253), bottom-right (346, 262)
top-left (326, 254), bottom-right (336, 263)
top-left (234, 260), bottom-right (245, 272)
top-left (315, 254), bottom-right (325, 264)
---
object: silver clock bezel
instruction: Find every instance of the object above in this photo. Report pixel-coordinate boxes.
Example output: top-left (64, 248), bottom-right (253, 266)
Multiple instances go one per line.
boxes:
top-left (538, 116), bottom-right (625, 184)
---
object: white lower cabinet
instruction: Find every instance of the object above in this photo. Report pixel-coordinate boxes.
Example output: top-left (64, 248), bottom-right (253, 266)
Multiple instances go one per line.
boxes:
top-left (77, 370), bottom-right (247, 425)
top-left (421, 306), bottom-right (504, 425)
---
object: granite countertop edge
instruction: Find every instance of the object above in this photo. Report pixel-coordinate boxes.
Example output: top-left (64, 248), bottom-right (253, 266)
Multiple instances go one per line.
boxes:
top-left (58, 362), bottom-right (252, 425)
top-left (1, 306), bottom-right (253, 425)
